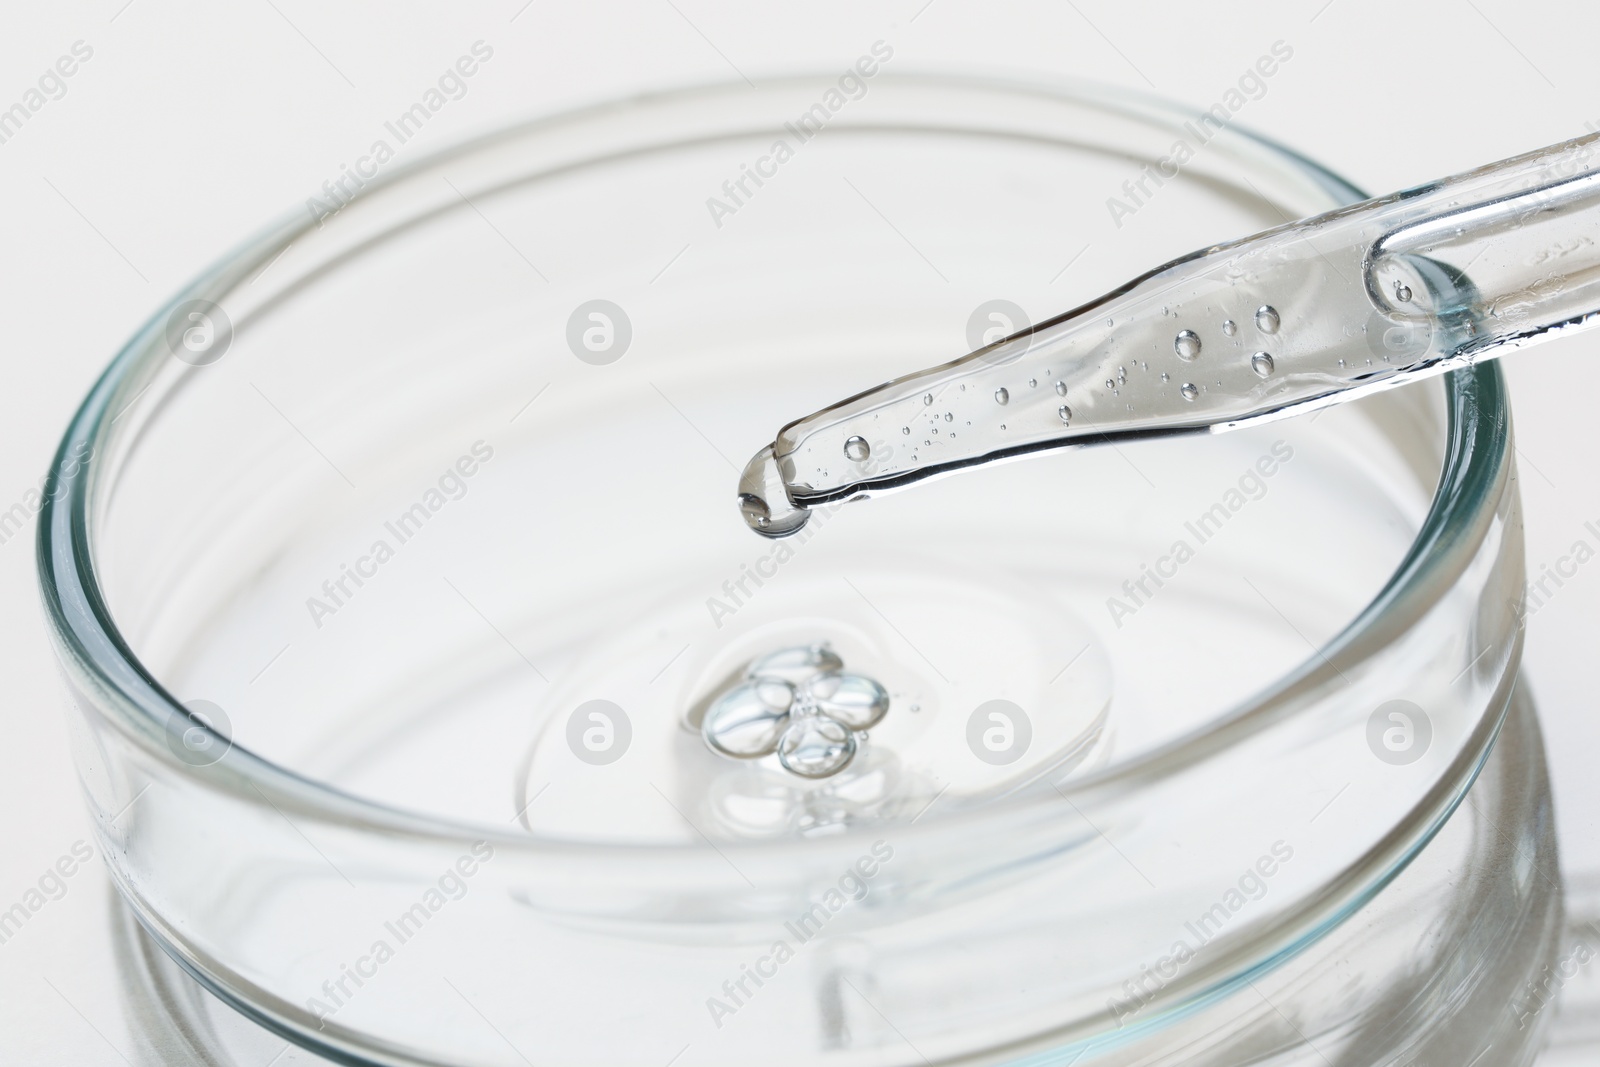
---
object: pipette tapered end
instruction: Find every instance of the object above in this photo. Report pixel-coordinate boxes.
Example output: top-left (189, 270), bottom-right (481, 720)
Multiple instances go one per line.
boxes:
top-left (738, 444), bottom-right (811, 539)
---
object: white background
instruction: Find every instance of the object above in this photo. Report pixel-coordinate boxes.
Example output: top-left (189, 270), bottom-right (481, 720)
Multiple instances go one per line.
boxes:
top-left (2, 1), bottom-right (1598, 1062)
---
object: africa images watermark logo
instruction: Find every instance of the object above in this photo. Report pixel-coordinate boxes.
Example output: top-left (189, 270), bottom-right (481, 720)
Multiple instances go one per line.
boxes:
top-left (305, 42), bottom-right (495, 228)
top-left (704, 499), bottom-right (846, 629)
top-left (1105, 440), bottom-right (1295, 629)
top-left (304, 441), bottom-right (495, 629)
top-left (1105, 40), bottom-right (1294, 228)
top-left (966, 699), bottom-right (1032, 765)
top-left (0, 840), bottom-right (95, 948)
top-left (1366, 700), bottom-right (1431, 766)
top-left (566, 300), bottom-right (632, 365)
top-left (165, 299), bottom-right (234, 366)
top-left (306, 842), bottom-right (494, 1026)
top-left (565, 699), bottom-right (632, 765)
top-left (705, 841), bottom-right (894, 1030)
top-left (704, 41), bottom-right (894, 229)
top-left (1106, 841), bottom-right (1295, 1026)
top-left (0, 40), bottom-right (93, 147)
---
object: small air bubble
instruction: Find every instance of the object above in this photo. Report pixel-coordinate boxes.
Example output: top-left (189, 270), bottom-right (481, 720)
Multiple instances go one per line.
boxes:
top-left (844, 436), bottom-right (870, 461)
top-left (1254, 305), bottom-right (1280, 334)
top-left (1174, 330), bottom-right (1202, 361)
top-left (1395, 281), bottom-right (1412, 303)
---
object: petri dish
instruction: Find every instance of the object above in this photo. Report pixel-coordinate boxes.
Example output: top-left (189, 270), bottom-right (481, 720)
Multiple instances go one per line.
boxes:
top-left (40, 74), bottom-right (1556, 1064)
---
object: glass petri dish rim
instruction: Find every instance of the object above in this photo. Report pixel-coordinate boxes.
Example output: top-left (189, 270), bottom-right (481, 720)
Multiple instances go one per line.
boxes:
top-left (36, 71), bottom-right (1516, 860)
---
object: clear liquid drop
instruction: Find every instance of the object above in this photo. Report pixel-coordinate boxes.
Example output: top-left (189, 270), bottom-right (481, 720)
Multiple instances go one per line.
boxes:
top-left (994, 388), bottom-right (1009, 405)
top-left (1255, 305), bottom-right (1280, 334)
top-left (1180, 382), bottom-right (1199, 401)
top-left (749, 644), bottom-right (844, 683)
top-left (843, 435), bottom-right (870, 461)
top-left (1058, 404), bottom-right (1072, 423)
top-left (777, 716), bottom-right (856, 779)
top-left (1222, 319), bottom-right (1238, 336)
top-left (702, 679), bottom-right (793, 758)
top-left (1250, 352), bottom-right (1275, 377)
top-left (808, 672), bottom-right (890, 730)
top-left (1055, 380), bottom-right (1068, 396)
